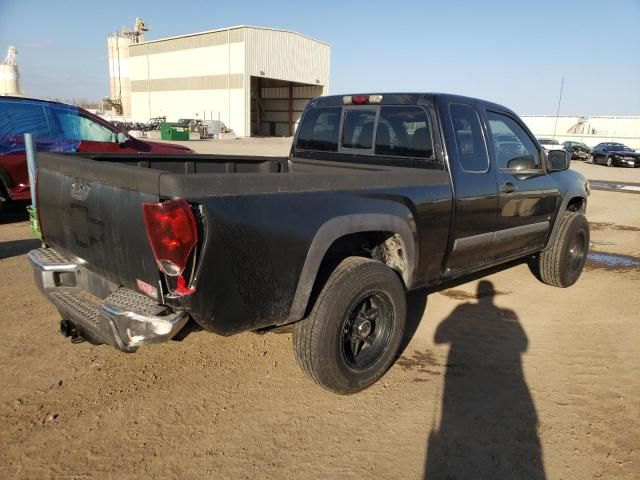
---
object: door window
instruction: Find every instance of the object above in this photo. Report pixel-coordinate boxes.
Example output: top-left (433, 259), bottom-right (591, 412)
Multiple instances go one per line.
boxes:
top-left (342, 110), bottom-right (376, 149)
top-left (0, 102), bottom-right (54, 153)
top-left (375, 106), bottom-right (433, 158)
top-left (486, 111), bottom-right (541, 169)
top-left (297, 107), bottom-right (341, 152)
top-left (450, 104), bottom-right (489, 172)
top-left (49, 107), bottom-right (117, 143)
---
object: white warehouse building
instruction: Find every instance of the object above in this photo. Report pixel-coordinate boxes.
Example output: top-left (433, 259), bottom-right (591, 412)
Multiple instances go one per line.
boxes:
top-left (108, 25), bottom-right (330, 137)
top-left (520, 115), bottom-right (640, 149)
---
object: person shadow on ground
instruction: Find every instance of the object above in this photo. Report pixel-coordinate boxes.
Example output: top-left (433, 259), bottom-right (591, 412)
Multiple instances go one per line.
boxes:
top-left (424, 280), bottom-right (545, 480)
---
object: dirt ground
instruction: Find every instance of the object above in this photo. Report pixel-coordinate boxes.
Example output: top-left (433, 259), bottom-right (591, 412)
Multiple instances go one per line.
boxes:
top-left (1, 139), bottom-right (638, 479)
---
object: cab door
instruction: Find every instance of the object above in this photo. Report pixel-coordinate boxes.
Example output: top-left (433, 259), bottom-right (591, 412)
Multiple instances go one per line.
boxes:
top-left (483, 109), bottom-right (560, 259)
top-left (442, 102), bottom-right (499, 273)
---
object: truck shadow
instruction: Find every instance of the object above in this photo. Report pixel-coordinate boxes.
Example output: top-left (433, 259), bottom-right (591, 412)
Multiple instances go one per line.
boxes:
top-left (423, 280), bottom-right (545, 479)
top-left (0, 238), bottom-right (41, 259)
top-left (399, 258), bottom-right (529, 358)
top-left (0, 203), bottom-right (29, 224)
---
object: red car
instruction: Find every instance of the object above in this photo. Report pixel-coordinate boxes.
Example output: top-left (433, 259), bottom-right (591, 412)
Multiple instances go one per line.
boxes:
top-left (0, 96), bottom-right (192, 208)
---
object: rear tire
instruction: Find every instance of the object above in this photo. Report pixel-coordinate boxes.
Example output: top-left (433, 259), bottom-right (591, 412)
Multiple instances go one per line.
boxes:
top-left (606, 156), bottom-right (613, 167)
top-left (293, 257), bottom-right (406, 394)
top-left (536, 212), bottom-right (589, 287)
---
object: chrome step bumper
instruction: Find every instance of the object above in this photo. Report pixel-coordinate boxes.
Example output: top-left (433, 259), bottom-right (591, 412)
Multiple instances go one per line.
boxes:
top-left (28, 247), bottom-right (189, 352)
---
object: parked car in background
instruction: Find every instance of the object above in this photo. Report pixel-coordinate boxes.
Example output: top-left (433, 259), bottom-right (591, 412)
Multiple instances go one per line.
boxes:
top-left (562, 141), bottom-right (590, 160)
top-left (538, 138), bottom-right (563, 151)
top-left (0, 97), bottom-right (192, 209)
top-left (588, 143), bottom-right (640, 167)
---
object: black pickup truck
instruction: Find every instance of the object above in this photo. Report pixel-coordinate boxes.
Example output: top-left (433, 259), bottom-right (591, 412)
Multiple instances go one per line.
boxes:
top-left (29, 93), bottom-right (590, 394)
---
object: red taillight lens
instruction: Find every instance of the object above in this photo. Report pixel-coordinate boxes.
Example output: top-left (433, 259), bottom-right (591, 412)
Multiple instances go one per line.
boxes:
top-left (142, 199), bottom-right (198, 277)
top-left (352, 95), bottom-right (368, 104)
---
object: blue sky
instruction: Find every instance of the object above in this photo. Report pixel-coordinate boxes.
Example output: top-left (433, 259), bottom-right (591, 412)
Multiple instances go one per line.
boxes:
top-left (1, 0), bottom-right (639, 115)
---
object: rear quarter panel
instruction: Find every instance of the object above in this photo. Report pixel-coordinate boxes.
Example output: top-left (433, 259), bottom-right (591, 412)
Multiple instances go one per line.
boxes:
top-left (160, 167), bottom-right (452, 335)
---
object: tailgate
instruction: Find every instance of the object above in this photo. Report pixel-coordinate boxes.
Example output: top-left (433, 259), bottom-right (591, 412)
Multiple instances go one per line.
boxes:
top-left (37, 153), bottom-right (162, 292)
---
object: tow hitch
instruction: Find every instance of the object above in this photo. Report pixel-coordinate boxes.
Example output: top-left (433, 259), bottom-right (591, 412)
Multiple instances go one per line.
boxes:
top-left (59, 319), bottom-right (84, 343)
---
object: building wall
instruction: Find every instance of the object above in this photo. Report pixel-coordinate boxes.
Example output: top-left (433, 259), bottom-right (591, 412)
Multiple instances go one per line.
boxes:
top-left (132, 89), bottom-right (245, 128)
top-left (245, 27), bottom-right (330, 136)
top-left (257, 84), bottom-right (324, 136)
top-left (124, 26), bottom-right (330, 137)
top-left (244, 27), bottom-right (330, 88)
top-left (521, 115), bottom-right (640, 149)
top-left (129, 28), bottom-right (247, 134)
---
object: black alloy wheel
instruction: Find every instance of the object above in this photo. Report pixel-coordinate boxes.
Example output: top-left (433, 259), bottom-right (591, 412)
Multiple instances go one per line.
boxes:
top-left (567, 229), bottom-right (587, 275)
top-left (340, 293), bottom-right (394, 370)
top-left (293, 256), bottom-right (407, 394)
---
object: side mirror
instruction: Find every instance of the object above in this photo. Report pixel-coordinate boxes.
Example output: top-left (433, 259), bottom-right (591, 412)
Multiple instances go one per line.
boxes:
top-left (506, 155), bottom-right (536, 171)
top-left (116, 132), bottom-right (128, 144)
top-left (547, 149), bottom-right (570, 172)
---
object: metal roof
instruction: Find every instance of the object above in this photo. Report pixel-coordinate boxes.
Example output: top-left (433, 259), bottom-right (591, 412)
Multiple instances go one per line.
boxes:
top-left (133, 25), bottom-right (330, 47)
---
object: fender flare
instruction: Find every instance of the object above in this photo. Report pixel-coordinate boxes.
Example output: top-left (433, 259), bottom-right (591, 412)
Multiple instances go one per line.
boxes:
top-left (543, 191), bottom-right (587, 250)
top-left (288, 213), bottom-right (417, 321)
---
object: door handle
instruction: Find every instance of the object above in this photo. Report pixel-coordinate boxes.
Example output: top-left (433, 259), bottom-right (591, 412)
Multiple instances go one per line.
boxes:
top-left (500, 182), bottom-right (517, 194)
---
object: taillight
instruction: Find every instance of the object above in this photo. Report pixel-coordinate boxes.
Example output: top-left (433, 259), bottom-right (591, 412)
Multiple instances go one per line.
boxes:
top-left (142, 199), bottom-right (198, 293)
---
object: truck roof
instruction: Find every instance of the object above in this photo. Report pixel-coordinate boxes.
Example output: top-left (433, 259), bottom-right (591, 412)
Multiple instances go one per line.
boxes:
top-left (313, 92), bottom-right (517, 116)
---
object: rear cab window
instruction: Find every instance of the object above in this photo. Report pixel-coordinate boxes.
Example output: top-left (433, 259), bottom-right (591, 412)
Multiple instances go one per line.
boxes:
top-left (449, 104), bottom-right (489, 173)
top-left (296, 107), bottom-right (341, 152)
top-left (375, 106), bottom-right (434, 159)
top-left (295, 101), bottom-right (442, 169)
top-left (342, 110), bottom-right (377, 150)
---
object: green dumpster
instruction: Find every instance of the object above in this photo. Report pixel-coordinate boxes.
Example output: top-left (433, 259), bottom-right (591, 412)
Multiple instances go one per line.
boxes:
top-left (159, 122), bottom-right (190, 141)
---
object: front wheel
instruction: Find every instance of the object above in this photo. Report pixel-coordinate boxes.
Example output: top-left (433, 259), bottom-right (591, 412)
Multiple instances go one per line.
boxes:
top-left (293, 257), bottom-right (406, 394)
top-left (535, 212), bottom-right (589, 287)
top-left (606, 156), bottom-right (613, 167)
top-left (588, 154), bottom-right (594, 164)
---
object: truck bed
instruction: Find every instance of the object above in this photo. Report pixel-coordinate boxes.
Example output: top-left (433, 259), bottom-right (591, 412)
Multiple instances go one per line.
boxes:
top-left (77, 152), bottom-right (289, 174)
top-left (36, 152), bottom-right (453, 334)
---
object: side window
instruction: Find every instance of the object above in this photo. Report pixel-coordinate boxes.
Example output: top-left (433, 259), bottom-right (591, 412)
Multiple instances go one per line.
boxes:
top-left (342, 110), bottom-right (376, 149)
top-left (0, 102), bottom-right (53, 153)
top-left (450, 104), bottom-right (488, 172)
top-left (50, 108), bottom-right (116, 143)
top-left (486, 111), bottom-right (541, 170)
top-left (297, 106), bottom-right (341, 152)
top-left (375, 106), bottom-right (433, 158)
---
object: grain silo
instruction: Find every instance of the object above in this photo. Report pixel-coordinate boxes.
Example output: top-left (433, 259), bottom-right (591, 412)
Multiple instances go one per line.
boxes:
top-left (0, 46), bottom-right (21, 96)
top-left (106, 18), bottom-right (148, 116)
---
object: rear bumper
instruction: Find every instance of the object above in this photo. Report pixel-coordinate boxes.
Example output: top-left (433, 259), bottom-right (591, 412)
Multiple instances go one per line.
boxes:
top-left (28, 247), bottom-right (189, 352)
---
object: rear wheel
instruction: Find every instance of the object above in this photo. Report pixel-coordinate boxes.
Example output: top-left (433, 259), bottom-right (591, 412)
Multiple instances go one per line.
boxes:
top-left (293, 257), bottom-right (406, 394)
top-left (536, 212), bottom-right (589, 287)
top-left (606, 156), bottom-right (613, 167)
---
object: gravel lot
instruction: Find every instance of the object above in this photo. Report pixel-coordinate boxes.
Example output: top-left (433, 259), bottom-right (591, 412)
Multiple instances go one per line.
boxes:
top-left (1, 139), bottom-right (638, 479)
